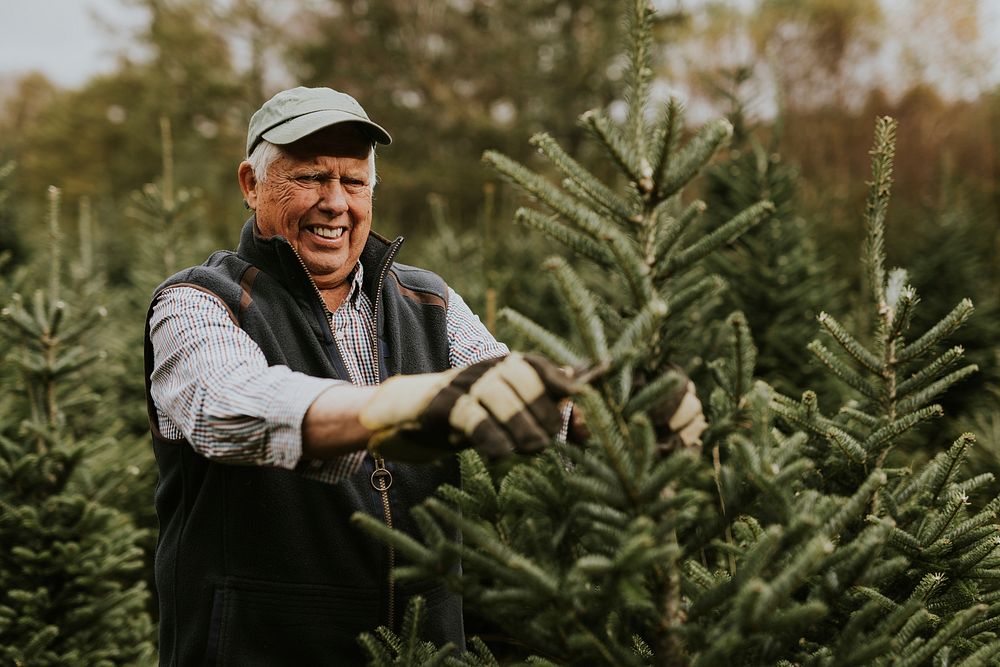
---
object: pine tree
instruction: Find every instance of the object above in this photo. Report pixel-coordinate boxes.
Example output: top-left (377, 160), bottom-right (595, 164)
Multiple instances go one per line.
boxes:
top-left (703, 137), bottom-right (847, 399)
top-left (0, 187), bottom-right (154, 666)
top-left (355, 0), bottom-right (770, 661)
top-left (350, 2), bottom-right (1000, 665)
top-left (126, 116), bottom-right (206, 290)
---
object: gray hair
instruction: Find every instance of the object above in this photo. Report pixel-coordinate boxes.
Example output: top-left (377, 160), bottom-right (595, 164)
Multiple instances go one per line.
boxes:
top-left (247, 139), bottom-right (377, 190)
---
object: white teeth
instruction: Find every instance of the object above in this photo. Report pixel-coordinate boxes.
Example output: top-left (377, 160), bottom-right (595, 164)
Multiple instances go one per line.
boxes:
top-left (310, 227), bottom-right (345, 239)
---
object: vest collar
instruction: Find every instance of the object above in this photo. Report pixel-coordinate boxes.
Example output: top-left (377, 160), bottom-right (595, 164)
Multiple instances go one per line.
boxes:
top-left (235, 216), bottom-right (404, 309)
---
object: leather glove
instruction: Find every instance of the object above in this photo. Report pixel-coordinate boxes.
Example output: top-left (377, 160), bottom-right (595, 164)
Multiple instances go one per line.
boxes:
top-left (648, 368), bottom-right (706, 450)
top-left (558, 366), bottom-right (706, 451)
top-left (359, 353), bottom-right (578, 463)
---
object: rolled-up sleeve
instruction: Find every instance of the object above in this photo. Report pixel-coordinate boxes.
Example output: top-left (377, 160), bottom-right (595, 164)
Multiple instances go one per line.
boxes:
top-left (149, 286), bottom-right (360, 480)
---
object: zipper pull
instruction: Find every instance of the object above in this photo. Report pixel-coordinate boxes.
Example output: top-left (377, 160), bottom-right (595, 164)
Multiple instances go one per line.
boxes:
top-left (371, 455), bottom-right (393, 491)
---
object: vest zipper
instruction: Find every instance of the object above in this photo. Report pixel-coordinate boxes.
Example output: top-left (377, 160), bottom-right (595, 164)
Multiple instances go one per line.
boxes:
top-left (285, 238), bottom-right (404, 631)
top-left (370, 239), bottom-right (402, 629)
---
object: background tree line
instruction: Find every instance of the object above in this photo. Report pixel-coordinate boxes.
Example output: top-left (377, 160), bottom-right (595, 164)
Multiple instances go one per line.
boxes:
top-left (0, 0), bottom-right (998, 661)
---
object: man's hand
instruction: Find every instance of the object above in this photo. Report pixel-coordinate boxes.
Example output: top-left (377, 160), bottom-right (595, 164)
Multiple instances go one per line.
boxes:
top-left (359, 353), bottom-right (577, 462)
top-left (649, 369), bottom-right (707, 450)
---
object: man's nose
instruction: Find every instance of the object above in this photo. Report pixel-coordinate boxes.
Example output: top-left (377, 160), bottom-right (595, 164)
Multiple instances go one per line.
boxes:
top-left (317, 180), bottom-right (349, 214)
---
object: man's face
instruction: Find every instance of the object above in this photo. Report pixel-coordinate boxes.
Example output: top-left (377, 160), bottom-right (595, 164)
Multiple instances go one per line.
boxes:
top-left (240, 124), bottom-right (373, 293)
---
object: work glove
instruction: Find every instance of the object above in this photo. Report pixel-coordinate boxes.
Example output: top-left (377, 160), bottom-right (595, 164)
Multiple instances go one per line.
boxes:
top-left (648, 367), bottom-right (707, 451)
top-left (359, 353), bottom-right (578, 463)
top-left (566, 365), bottom-right (706, 451)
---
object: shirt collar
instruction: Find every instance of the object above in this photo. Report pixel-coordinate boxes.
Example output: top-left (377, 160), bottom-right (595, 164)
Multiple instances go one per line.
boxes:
top-left (345, 262), bottom-right (365, 307)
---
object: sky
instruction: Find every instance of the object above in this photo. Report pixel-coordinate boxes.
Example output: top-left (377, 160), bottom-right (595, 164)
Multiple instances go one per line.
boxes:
top-left (2, 0), bottom-right (1000, 96)
top-left (0, 0), bottom-right (148, 88)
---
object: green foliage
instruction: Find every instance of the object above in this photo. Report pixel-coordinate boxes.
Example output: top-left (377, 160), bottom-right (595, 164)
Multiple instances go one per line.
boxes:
top-left (0, 1), bottom-right (995, 663)
top-left (355, 6), bottom-right (1000, 665)
top-left (0, 187), bottom-right (154, 665)
top-left (359, 596), bottom-right (456, 666)
top-left (703, 139), bottom-right (846, 397)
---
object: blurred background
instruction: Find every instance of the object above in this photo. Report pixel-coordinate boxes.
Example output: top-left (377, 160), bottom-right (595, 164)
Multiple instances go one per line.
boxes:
top-left (0, 0), bottom-right (998, 658)
top-left (3, 0), bottom-right (998, 268)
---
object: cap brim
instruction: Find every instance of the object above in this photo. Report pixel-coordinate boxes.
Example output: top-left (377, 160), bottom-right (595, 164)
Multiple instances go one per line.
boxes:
top-left (260, 109), bottom-right (392, 148)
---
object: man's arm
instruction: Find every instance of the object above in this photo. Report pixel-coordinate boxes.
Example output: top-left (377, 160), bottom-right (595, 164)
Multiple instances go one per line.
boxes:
top-left (150, 286), bottom-right (574, 477)
top-left (150, 286), bottom-right (368, 480)
top-left (300, 383), bottom-right (375, 457)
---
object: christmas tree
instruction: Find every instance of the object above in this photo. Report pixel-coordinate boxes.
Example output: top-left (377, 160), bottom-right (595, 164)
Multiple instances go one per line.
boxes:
top-left (353, 2), bottom-right (1000, 665)
top-left (0, 187), bottom-right (154, 665)
top-left (703, 137), bottom-right (847, 399)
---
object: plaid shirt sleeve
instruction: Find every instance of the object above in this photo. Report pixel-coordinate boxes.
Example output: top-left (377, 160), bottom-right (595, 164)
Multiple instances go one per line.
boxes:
top-left (445, 287), bottom-right (509, 367)
top-left (149, 282), bottom-right (545, 486)
top-left (149, 286), bottom-right (355, 477)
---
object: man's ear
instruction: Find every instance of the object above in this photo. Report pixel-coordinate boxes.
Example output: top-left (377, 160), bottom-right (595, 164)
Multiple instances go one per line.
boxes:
top-left (237, 161), bottom-right (258, 210)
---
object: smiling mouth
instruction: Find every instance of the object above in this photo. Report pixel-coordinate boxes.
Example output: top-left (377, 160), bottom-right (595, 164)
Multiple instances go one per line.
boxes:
top-left (307, 226), bottom-right (346, 240)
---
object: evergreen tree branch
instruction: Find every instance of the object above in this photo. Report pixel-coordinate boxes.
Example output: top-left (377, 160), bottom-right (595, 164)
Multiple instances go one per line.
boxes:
top-left (579, 110), bottom-right (644, 186)
top-left (545, 257), bottom-right (609, 363)
top-left (863, 117), bottom-right (897, 311)
top-left (896, 299), bottom-right (974, 363)
top-left (888, 285), bottom-right (919, 342)
top-left (652, 199), bottom-right (705, 269)
top-left (651, 98), bottom-right (682, 184)
top-left (752, 535), bottom-right (834, 624)
top-left (919, 492), bottom-right (969, 547)
top-left (896, 346), bottom-right (965, 398)
top-left (657, 120), bottom-right (734, 201)
top-left (826, 426), bottom-right (867, 465)
top-left (895, 604), bottom-right (986, 667)
top-left (952, 638), bottom-right (1000, 667)
top-left (823, 470), bottom-right (887, 537)
top-left (424, 499), bottom-right (559, 596)
top-left (807, 340), bottom-right (880, 401)
top-left (728, 312), bottom-right (756, 401)
top-left (609, 299), bottom-right (668, 368)
top-left (484, 151), bottom-right (648, 301)
top-left (575, 387), bottom-right (642, 507)
top-left (626, 369), bottom-right (687, 417)
top-left (861, 405), bottom-right (944, 455)
top-left (817, 312), bottom-right (882, 374)
top-left (514, 208), bottom-right (616, 266)
top-left (688, 526), bottom-right (785, 621)
top-left (660, 274), bottom-right (726, 323)
top-left (561, 178), bottom-right (636, 226)
top-left (529, 132), bottom-right (636, 223)
top-left (498, 307), bottom-right (585, 367)
top-left (663, 200), bottom-right (774, 277)
top-left (896, 365), bottom-right (978, 414)
top-left (488, 152), bottom-right (654, 303)
top-left (623, 0), bottom-right (655, 171)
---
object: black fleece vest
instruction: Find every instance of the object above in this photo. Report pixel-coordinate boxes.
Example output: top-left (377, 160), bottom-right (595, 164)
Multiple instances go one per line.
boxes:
top-left (144, 219), bottom-right (463, 666)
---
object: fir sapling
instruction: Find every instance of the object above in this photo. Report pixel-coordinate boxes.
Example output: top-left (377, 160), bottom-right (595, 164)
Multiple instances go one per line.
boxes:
top-left (354, 5), bottom-right (997, 667)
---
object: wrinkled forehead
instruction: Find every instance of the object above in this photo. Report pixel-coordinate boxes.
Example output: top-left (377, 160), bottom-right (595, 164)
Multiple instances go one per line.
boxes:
top-left (283, 122), bottom-right (372, 161)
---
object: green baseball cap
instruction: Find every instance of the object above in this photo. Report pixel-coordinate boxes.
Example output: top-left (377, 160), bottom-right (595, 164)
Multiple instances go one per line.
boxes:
top-left (246, 86), bottom-right (392, 157)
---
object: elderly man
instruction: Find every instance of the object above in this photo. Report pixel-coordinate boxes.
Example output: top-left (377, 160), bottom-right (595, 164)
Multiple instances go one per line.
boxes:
top-left (143, 86), bottom-right (580, 665)
top-left (144, 86), bottom-right (704, 665)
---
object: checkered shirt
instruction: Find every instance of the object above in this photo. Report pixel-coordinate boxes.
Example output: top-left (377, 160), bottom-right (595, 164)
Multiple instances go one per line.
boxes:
top-left (149, 262), bottom-right (509, 484)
